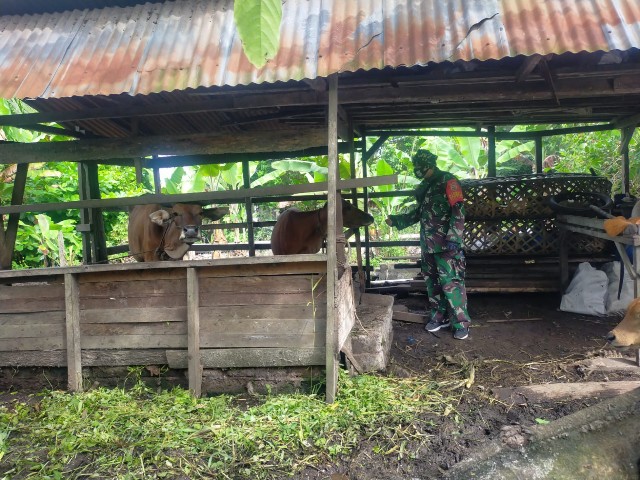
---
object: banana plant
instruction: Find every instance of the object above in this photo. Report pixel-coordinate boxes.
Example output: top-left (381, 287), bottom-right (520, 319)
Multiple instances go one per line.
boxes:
top-left (14, 214), bottom-right (82, 268)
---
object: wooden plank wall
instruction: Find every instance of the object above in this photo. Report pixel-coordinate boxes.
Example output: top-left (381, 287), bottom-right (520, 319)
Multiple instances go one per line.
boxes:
top-left (0, 261), bottom-right (330, 393)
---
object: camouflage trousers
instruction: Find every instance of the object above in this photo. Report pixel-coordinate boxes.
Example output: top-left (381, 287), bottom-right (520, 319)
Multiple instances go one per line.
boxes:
top-left (421, 249), bottom-right (470, 328)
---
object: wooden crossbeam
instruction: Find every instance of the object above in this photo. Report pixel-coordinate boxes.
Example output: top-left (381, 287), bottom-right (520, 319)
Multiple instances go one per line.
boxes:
top-left (0, 175), bottom-right (397, 215)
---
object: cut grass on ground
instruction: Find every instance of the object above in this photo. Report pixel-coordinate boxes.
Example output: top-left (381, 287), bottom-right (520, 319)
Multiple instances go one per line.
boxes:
top-left (0, 369), bottom-right (472, 479)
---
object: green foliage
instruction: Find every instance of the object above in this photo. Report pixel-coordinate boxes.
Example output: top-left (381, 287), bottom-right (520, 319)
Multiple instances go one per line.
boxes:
top-left (234, 0), bottom-right (282, 68)
top-left (541, 126), bottom-right (640, 194)
top-left (0, 370), bottom-right (466, 478)
top-left (13, 214), bottom-right (83, 268)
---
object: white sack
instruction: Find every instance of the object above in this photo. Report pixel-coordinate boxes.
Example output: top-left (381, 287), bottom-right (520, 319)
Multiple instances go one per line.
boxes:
top-left (602, 261), bottom-right (635, 313)
top-left (559, 262), bottom-right (608, 316)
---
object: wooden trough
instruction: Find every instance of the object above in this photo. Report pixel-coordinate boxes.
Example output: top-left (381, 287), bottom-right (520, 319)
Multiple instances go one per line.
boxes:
top-left (0, 255), bottom-right (357, 400)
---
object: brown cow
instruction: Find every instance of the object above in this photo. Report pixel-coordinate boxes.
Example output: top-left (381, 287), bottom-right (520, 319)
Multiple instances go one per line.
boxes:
top-left (128, 203), bottom-right (229, 262)
top-left (271, 199), bottom-right (374, 255)
top-left (606, 297), bottom-right (640, 347)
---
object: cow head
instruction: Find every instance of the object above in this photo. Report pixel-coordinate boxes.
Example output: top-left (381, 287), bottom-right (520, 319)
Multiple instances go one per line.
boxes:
top-left (606, 298), bottom-right (640, 347)
top-left (149, 203), bottom-right (229, 259)
top-left (340, 199), bottom-right (374, 229)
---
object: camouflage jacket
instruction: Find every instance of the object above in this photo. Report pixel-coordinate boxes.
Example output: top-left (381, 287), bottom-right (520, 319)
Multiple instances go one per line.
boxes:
top-left (389, 169), bottom-right (465, 253)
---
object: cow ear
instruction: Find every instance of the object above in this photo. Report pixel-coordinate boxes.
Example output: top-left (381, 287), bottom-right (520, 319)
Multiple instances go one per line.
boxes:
top-left (149, 209), bottom-right (172, 226)
top-left (202, 207), bottom-right (229, 221)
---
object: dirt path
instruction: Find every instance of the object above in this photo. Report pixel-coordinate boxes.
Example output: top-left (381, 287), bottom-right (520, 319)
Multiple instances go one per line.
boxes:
top-left (294, 292), bottom-right (640, 479)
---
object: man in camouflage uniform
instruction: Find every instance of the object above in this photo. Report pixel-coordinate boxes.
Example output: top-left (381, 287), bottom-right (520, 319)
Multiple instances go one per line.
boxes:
top-left (386, 149), bottom-right (471, 340)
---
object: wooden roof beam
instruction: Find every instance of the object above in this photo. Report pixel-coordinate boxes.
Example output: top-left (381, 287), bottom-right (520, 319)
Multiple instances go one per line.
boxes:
top-left (515, 54), bottom-right (543, 83)
top-left (3, 74), bottom-right (640, 128)
top-left (614, 112), bottom-right (640, 129)
top-left (0, 127), bottom-right (329, 164)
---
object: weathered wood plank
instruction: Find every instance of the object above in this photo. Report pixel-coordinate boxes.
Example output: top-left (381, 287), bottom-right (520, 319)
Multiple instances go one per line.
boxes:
top-left (199, 291), bottom-right (325, 307)
top-left (199, 274), bottom-right (326, 293)
top-left (0, 176), bottom-right (396, 214)
top-left (0, 350), bottom-right (67, 366)
top-left (493, 381), bottom-right (640, 403)
top-left (81, 307), bottom-right (187, 324)
top-left (81, 322), bottom-right (186, 336)
top-left (80, 278), bottom-right (187, 297)
top-left (0, 283), bottom-right (64, 301)
top-left (0, 330), bottom-right (327, 350)
top-left (81, 295), bottom-right (186, 310)
top-left (80, 269), bottom-right (187, 283)
top-left (166, 347), bottom-right (326, 369)
top-left (200, 331), bottom-right (324, 349)
top-left (0, 347), bottom-right (327, 369)
top-left (0, 311), bottom-right (65, 326)
top-left (199, 317), bottom-right (325, 335)
top-left (0, 255), bottom-right (327, 280)
top-left (0, 337), bottom-right (64, 350)
top-left (82, 349), bottom-right (169, 366)
top-left (392, 311), bottom-right (426, 324)
top-left (0, 323), bottom-right (65, 338)
top-left (187, 268), bottom-right (202, 397)
top-left (80, 335), bottom-right (187, 350)
top-left (81, 317), bottom-right (324, 336)
top-left (200, 304), bottom-right (327, 321)
top-left (78, 304), bottom-right (327, 324)
top-left (81, 290), bottom-right (327, 309)
top-left (0, 298), bottom-right (65, 313)
top-left (0, 349), bottom-right (168, 367)
top-left (197, 262), bottom-right (327, 278)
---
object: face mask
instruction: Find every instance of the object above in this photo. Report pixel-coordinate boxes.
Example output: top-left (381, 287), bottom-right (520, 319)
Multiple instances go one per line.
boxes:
top-left (414, 165), bottom-right (435, 178)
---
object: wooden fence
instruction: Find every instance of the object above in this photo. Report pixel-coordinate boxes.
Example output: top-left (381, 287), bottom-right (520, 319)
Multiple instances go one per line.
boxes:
top-left (0, 255), bottom-right (355, 399)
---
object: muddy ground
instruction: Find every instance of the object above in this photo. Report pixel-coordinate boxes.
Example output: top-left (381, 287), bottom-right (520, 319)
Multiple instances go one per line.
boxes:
top-left (292, 291), bottom-right (640, 480)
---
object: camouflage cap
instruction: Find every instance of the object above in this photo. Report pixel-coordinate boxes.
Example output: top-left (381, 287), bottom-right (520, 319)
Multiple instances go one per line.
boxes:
top-left (412, 149), bottom-right (438, 170)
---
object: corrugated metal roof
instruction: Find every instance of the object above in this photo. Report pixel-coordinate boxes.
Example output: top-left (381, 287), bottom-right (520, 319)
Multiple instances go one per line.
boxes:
top-left (0, 0), bottom-right (639, 100)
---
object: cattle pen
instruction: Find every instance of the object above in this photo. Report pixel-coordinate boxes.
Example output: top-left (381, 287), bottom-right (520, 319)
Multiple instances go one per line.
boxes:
top-left (2, 0), bottom-right (640, 407)
top-left (0, 255), bottom-right (360, 399)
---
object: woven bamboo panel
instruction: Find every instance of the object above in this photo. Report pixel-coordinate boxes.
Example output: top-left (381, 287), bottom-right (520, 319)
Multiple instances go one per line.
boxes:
top-left (461, 174), bottom-right (612, 220)
top-left (464, 218), bottom-right (609, 256)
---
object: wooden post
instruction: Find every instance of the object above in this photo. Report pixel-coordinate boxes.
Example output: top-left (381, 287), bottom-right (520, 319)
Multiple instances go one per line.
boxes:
top-left (361, 134), bottom-right (370, 288)
top-left (487, 126), bottom-right (496, 177)
top-left (187, 268), bottom-right (202, 397)
top-left (535, 135), bottom-right (543, 173)
top-left (78, 163), bottom-right (92, 264)
top-left (84, 163), bottom-right (108, 263)
top-left (153, 155), bottom-right (161, 194)
top-left (621, 127), bottom-right (634, 195)
top-left (64, 273), bottom-right (82, 392)
top-left (78, 163), bottom-right (108, 264)
top-left (633, 245), bottom-right (640, 299)
top-left (559, 227), bottom-right (569, 293)
top-left (360, 134), bottom-right (388, 288)
top-left (326, 74), bottom-right (339, 403)
top-left (0, 163), bottom-right (28, 270)
top-left (242, 160), bottom-right (256, 257)
top-left (348, 120), bottom-right (366, 294)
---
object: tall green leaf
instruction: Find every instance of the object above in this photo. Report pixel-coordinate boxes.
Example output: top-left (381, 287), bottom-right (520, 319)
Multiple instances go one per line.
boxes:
top-left (234, 0), bottom-right (282, 68)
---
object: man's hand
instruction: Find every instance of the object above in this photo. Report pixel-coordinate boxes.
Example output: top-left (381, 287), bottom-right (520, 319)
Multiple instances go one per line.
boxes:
top-left (446, 241), bottom-right (459, 251)
top-left (385, 217), bottom-right (393, 227)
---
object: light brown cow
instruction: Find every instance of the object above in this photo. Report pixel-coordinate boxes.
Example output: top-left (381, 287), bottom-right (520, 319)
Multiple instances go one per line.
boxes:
top-left (270, 199), bottom-right (374, 255)
top-left (606, 297), bottom-right (640, 347)
top-left (128, 203), bottom-right (229, 262)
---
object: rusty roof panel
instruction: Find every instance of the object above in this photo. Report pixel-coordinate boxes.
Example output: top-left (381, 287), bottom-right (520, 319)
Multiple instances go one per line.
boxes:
top-left (0, 0), bottom-right (639, 100)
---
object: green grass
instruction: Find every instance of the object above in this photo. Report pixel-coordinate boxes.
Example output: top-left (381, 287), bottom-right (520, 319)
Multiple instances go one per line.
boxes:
top-left (0, 371), bottom-right (468, 479)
